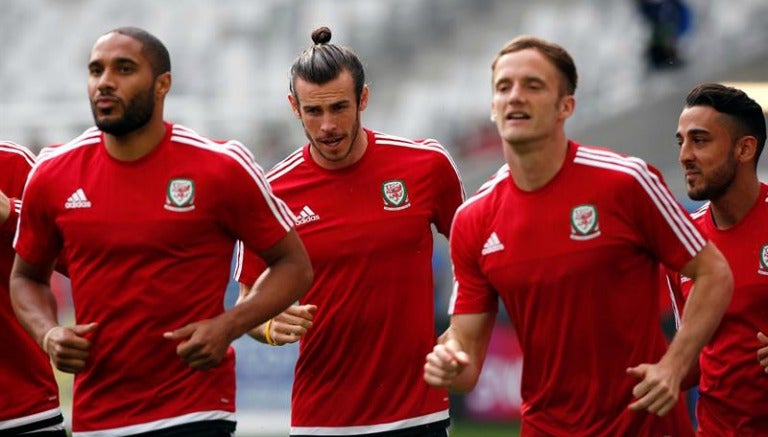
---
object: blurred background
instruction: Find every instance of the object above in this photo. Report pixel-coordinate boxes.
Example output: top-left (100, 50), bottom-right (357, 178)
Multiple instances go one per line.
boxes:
top-left (2, 0), bottom-right (767, 435)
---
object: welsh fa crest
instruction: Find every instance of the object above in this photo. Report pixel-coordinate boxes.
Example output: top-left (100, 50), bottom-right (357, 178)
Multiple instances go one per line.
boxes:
top-left (570, 204), bottom-right (600, 240)
top-left (382, 180), bottom-right (411, 211)
top-left (759, 244), bottom-right (768, 276)
top-left (164, 178), bottom-right (196, 212)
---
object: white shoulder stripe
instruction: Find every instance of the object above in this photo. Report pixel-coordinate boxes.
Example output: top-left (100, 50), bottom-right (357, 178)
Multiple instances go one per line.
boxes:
top-left (0, 141), bottom-right (36, 167)
top-left (170, 126), bottom-right (294, 231)
top-left (233, 240), bottom-right (245, 281)
top-left (268, 149), bottom-right (304, 182)
top-left (574, 147), bottom-right (705, 256)
top-left (690, 202), bottom-right (709, 219)
top-left (36, 128), bottom-right (101, 164)
top-left (374, 132), bottom-right (465, 200)
top-left (456, 164), bottom-right (508, 215)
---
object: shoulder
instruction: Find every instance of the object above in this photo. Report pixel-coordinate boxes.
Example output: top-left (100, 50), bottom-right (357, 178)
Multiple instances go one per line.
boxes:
top-left (373, 131), bottom-right (453, 160)
top-left (373, 131), bottom-right (461, 178)
top-left (0, 140), bottom-right (36, 168)
top-left (170, 124), bottom-right (253, 160)
top-left (689, 202), bottom-right (710, 222)
top-left (572, 143), bottom-right (665, 187)
top-left (456, 164), bottom-right (509, 221)
top-left (35, 127), bottom-right (102, 169)
top-left (169, 124), bottom-right (265, 175)
top-left (266, 147), bottom-right (306, 183)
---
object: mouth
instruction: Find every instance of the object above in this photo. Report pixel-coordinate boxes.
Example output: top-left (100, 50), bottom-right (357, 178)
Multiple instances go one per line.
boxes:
top-left (504, 111), bottom-right (531, 122)
top-left (318, 136), bottom-right (344, 148)
top-left (684, 169), bottom-right (701, 183)
top-left (94, 96), bottom-right (120, 112)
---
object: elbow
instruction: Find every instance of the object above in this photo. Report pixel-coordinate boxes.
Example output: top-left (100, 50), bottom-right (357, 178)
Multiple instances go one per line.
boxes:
top-left (294, 264), bottom-right (314, 300)
top-left (716, 258), bottom-right (734, 305)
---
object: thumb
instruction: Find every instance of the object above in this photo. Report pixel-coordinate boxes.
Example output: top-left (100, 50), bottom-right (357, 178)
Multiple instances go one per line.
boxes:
top-left (71, 322), bottom-right (98, 336)
top-left (758, 331), bottom-right (768, 344)
top-left (444, 338), bottom-right (470, 366)
top-left (626, 364), bottom-right (647, 379)
top-left (163, 324), bottom-right (195, 340)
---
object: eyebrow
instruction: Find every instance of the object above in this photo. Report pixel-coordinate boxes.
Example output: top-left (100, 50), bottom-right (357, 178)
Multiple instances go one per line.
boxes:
top-left (88, 57), bottom-right (139, 67)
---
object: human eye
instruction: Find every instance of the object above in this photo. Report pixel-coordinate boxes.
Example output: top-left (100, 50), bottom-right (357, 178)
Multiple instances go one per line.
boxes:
top-left (117, 63), bottom-right (137, 74)
top-left (88, 64), bottom-right (103, 76)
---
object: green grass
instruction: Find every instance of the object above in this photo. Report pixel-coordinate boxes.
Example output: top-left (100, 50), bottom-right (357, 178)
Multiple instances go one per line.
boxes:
top-left (450, 420), bottom-right (520, 437)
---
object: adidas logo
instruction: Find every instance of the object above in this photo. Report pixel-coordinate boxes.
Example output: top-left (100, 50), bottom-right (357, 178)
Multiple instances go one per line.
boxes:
top-left (481, 232), bottom-right (504, 255)
top-left (295, 205), bottom-right (320, 225)
top-left (64, 188), bottom-right (92, 209)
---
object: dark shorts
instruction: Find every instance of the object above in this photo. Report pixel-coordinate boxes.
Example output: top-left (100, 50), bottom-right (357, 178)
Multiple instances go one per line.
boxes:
top-left (292, 419), bottom-right (450, 437)
top-left (0, 413), bottom-right (66, 437)
top-left (128, 420), bottom-right (236, 437)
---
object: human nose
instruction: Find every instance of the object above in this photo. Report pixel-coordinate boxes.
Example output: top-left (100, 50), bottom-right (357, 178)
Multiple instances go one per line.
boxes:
top-left (678, 140), bottom-right (694, 165)
top-left (506, 83), bottom-right (524, 104)
top-left (95, 69), bottom-right (116, 93)
top-left (319, 114), bottom-right (337, 132)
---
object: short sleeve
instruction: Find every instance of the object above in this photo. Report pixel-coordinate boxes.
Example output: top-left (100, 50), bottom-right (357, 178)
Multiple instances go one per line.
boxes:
top-left (448, 206), bottom-right (499, 316)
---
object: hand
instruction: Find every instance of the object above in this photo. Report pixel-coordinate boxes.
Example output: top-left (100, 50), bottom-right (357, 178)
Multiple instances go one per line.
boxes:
top-left (44, 323), bottom-right (98, 373)
top-left (0, 190), bottom-right (10, 224)
top-left (266, 304), bottom-right (317, 345)
top-left (423, 338), bottom-right (470, 388)
top-left (164, 319), bottom-right (233, 370)
top-left (626, 362), bottom-right (681, 416)
top-left (758, 332), bottom-right (768, 372)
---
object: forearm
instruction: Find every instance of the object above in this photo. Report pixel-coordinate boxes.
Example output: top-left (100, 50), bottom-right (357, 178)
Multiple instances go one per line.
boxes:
top-left (662, 262), bottom-right (732, 376)
top-left (440, 328), bottom-right (483, 393)
top-left (10, 274), bottom-right (58, 348)
top-left (441, 314), bottom-right (495, 392)
top-left (0, 196), bottom-right (19, 236)
top-left (222, 261), bottom-right (311, 342)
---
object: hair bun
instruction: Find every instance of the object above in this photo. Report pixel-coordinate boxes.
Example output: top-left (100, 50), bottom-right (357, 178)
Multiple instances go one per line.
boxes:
top-left (311, 27), bottom-right (332, 45)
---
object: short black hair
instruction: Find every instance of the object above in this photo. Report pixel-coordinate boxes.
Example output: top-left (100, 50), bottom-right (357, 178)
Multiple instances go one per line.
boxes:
top-left (289, 27), bottom-right (365, 104)
top-left (686, 82), bottom-right (767, 166)
top-left (108, 26), bottom-right (171, 77)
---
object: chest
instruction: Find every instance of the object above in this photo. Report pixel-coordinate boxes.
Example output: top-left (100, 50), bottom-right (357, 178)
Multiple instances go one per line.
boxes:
top-left (50, 155), bottom-right (223, 255)
top-left (479, 189), bottom-right (651, 291)
top-left (276, 167), bottom-right (434, 263)
top-left (683, 221), bottom-right (768, 313)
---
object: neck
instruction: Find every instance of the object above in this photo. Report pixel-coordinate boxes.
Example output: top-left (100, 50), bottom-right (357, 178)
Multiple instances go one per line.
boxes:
top-left (312, 126), bottom-right (368, 170)
top-left (709, 173), bottom-right (761, 229)
top-left (104, 117), bottom-right (166, 161)
top-left (503, 133), bottom-right (569, 192)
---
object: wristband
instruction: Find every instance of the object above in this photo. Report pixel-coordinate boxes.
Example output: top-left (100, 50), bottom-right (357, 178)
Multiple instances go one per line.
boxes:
top-left (264, 319), bottom-right (277, 346)
top-left (41, 326), bottom-right (59, 352)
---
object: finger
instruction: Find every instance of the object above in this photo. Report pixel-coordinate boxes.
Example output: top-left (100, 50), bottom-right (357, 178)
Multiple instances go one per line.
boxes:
top-left (54, 361), bottom-right (87, 374)
top-left (432, 344), bottom-right (460, 367)
top-left (759, 349), bottom-right (768, 367)
top-left (758, 331), bottom-right (768, 344)
top-left (646, 389), bottom-right (674, 415)
top-left (51, 328), bottom-right (93, 352)
top-left (272, 330), bottom-right (301, 345)
top-left (70, 322), bottom-right (98, 336)
top-left (276, 314), bottom-right (313, 330)
top-left (631, 379), bottom-right (652, 400)
top-left (285, 304), bottom-right (317, 319)
top-left (758, 346), bottom-right (768, 361)
top-left (655, 398), bottom-right (676, 417)
top-left (626, 364), bottom-right (647, 379)
top-left (164, 324), bottom-right (196, 340)
top-left (423, 360), bottom-right (453, 386)
top-left (176, 339), bottom-right (204, 360)
top-left (53, 346), bottom-right (91, 361)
